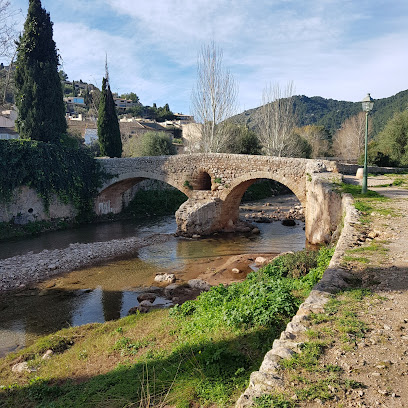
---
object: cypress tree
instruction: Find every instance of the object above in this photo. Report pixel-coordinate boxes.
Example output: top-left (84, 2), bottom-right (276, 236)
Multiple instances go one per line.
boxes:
top-left (15, 0), bottom-right (67, 142)
top-left (97, 77), bottom-right (122, 157)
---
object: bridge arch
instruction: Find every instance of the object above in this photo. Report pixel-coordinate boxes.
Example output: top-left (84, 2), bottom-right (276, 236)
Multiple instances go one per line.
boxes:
top-left (218, 172), bottom-right (306, 231)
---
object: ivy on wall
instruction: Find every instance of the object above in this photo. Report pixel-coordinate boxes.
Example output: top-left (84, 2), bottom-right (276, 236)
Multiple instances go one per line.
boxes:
top-left (0, 140), bottom-right (108, 221)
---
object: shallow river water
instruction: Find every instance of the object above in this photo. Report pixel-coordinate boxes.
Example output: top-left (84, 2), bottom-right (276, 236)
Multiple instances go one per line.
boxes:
top-left (0, 195), bottom-right (306, 357)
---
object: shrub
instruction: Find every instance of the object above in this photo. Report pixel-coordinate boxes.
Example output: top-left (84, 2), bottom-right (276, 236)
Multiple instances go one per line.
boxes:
top-left (171, 247), bottom-right (333, 331)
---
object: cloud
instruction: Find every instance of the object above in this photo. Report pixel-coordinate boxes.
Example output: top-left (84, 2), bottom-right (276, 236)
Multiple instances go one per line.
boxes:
top-left (11, 0), bottom-right (408, 114)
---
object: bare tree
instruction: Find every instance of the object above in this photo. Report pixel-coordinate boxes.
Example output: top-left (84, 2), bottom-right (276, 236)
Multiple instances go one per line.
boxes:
top-left (257, 81), bottom-right (297, 156)
top-left (0, 0), bottom-right (19, 57)
top-left (332, 112), bottom-right (372, 162)
top-left (190, 41), bottom-right (238, 153)
top-left (0, 0), bottom-right (20, 106)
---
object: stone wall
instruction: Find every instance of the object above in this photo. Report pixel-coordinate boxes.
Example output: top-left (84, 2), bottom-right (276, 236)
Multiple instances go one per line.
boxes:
top-left (337, 163), bottom-right (408, 175)
top-left (0, 186), bottom-right (76, 224)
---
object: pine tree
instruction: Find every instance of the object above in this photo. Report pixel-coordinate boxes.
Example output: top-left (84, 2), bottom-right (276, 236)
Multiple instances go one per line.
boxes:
top-left (14, 0), bottom-right (67, 142)
top-left (97, 77), bottom-right (122, 157)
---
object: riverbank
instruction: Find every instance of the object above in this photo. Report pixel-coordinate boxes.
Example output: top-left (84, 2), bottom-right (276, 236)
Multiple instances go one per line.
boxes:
top-left (0, 234), bottom-right (171, 292)
top-left (238, 179), bottom-right (408, 407)
top-left (0, 246), bottom-right (332, 408)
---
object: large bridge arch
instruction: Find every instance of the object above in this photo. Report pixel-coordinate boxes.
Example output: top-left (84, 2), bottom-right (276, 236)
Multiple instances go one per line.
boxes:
top-left (218, 173), bottom-right (305, 229)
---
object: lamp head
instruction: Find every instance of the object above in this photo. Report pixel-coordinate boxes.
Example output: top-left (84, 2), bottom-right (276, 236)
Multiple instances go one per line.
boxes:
top-left (361, 93), bottom-right (374, 112)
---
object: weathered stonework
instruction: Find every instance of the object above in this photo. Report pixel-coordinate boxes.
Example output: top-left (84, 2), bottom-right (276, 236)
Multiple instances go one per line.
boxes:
top-left (0, 186), bottom-right (76, 224)
top-left (0, 154), bottom-right (344, 245)
top-left (97, 154), bottom-right (341, 244)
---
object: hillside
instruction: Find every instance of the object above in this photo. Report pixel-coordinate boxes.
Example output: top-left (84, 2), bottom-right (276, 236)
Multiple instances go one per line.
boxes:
top-left (231, 90), bottom-right (408, 137)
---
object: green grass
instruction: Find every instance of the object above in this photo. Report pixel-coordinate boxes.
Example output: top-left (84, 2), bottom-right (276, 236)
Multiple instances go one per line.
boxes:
top-left (342, 256), bottom-right (369, 264)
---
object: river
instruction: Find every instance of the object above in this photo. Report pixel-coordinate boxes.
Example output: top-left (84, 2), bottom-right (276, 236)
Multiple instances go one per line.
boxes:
top-left (0, 194), bottom-right (306, 357)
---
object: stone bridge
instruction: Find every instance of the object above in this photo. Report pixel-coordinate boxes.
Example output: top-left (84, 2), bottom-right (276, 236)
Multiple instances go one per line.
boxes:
top-left (96, 154), bottom-right (342, 244)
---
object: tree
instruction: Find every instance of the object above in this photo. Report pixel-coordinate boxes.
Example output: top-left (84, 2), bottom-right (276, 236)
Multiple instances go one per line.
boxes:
top-left (332, 112), bottom-right (371, 162)
top-left (293, 125), bottom-right (330, 158)
top-left (0, 1), bottom-right (20, 106)
top-left (14, 0), bottom-right (67, 142)
top-left (58, 70), bottom-right (68, 81)
top-left (257, 81), bottom-right (297, 156)
top-left (190, 41), bottom-right (238, 153)
top-left (97, 77), bottom-right (122, 157)
top-left (123, 131), bottom-right (176, 157)
top-left (224, 123), bottom-right (262, 155)
top-left (375, 109), bottom-right (408, 166)
top-left (0, 0), bottom-right (18, 58)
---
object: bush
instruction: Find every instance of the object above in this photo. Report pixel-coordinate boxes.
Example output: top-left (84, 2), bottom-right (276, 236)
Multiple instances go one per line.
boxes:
top-left (171, 247), bottom-right (334, 331)
top-left (124, 131), bottom-right (177, 157)
top-left (242, 179), bottom-right (291, 201)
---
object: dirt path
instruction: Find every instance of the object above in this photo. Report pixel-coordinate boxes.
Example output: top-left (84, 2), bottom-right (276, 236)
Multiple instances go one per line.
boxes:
top-left (290, 183), bottom-right (408, 407)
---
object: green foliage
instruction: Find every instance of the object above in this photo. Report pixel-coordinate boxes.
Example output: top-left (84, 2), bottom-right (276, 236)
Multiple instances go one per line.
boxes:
top-left (224, 123), bottom-right (262, 154)
top-left (97, 77), bottom-right (122, 158)
top-left (0, 140), bottom-right (106, 221)
top-left (375, 109), bottom-right (408, 166)
top-left (35, 335), bottom-right (74, 354)
top-left (183, 180), bottom-right (193, 189)
top-left (15, 0), bottom-right (67, 142)
top-left (171, 247), bottom-right (333, 331)
top-left (112, 337), bottom-right (149, 356)
top-left (364, 141), bottom-right (397, 167)
top-left (125, 103), bottom-right (175, 122)
top-left (137, 131), bottom-right (176, 156)
top-left (123, 188), bottom-right (187, 217)
top-left (288, 133), bottom-right (312, 158)
top-left (119, 92), bottom-right (139, 103)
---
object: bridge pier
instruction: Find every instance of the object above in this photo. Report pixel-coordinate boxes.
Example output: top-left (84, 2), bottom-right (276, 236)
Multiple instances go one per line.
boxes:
top-left (175, 190), bottom-right (253, 237)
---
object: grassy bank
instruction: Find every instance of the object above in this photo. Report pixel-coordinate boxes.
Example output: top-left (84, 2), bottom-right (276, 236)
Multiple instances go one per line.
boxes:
top-left (0, 248), bottom-right (333, 407)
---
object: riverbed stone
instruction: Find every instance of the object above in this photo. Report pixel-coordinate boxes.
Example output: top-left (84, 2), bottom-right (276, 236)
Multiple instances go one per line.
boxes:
top-left (137, 293), bottom-right (157, 303)
top-left (12, 362), bottom-right (34, 373)
top-left (154, 273), bottom-right (176, 283)
top-left (188, 279), bottom-right (211, 291)
top-left (255, 256), bottom-right (267, 265)
top-left (139, 300), bottom-right (154, 307)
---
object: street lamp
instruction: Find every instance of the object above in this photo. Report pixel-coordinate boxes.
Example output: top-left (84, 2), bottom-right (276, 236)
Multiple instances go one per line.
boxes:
top-left (361, 93), bottom-right (374, 194)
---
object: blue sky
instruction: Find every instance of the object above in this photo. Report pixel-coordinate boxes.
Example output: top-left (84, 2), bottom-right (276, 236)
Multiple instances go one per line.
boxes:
top-left (10, 0), bottom-right (408, 115)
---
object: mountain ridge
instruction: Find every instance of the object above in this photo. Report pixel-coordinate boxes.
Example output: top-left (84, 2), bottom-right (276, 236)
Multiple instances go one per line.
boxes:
top-left (231, 89), bottom-right (408, 137)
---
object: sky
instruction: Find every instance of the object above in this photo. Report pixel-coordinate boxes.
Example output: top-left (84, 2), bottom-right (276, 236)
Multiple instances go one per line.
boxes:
top-left (9, 0), bottom-right (408, 115)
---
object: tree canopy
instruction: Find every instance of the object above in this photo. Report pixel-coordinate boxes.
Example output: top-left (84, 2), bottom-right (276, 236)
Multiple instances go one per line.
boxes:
top-left (374, 110), bottom-right (408, 167)
top-left (15, 0), bottom-right (67, 142)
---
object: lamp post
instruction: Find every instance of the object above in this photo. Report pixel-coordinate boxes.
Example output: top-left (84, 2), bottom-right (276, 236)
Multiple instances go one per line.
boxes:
top-left (361, 93), bottom-right (374, 194)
